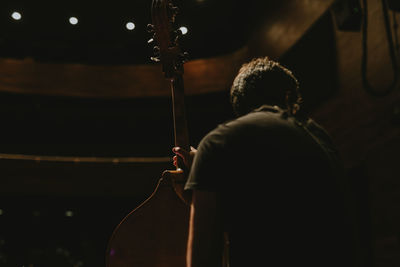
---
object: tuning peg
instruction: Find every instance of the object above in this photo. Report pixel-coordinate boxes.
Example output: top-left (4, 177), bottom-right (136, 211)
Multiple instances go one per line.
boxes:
top-left (174, 30), bottom-right (182, 45)
top-left (151, 46), bottom-right (161, 63)
top-left (147, 24), bottom-right (155, 34)
top-left (153, 46), bottom-right (160, 56)
top-left (147, 38), bottom-right (154, 44)
top-left (174, 61), bottom-right (184, 73)
top-left (151, 57), bottom-right (160, 62)
top-left (180, 52), bottom-right (189, 63)
top-left (174, 29), bottom-right (183, 38)
top-left (176, 52), bottom-right (189, 65)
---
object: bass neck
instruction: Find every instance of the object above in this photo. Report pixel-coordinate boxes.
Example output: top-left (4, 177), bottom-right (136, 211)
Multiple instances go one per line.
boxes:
top-left (170, 75), bottom-right (190, 169)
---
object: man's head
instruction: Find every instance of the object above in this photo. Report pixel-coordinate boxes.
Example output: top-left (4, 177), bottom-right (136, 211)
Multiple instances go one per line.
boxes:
top-left (230, 57), bottom-right (302, 117)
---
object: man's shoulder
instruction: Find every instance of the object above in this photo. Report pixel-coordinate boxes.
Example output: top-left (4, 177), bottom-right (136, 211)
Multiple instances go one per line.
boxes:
top-left (222, 105), bottom-right (295, 132)
top-left (199, 107), bottom-right (285, 147)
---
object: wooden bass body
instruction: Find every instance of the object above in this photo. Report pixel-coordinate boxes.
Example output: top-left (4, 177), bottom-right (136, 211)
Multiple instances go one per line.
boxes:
top-left (106, 170), bottom-right (189, 267)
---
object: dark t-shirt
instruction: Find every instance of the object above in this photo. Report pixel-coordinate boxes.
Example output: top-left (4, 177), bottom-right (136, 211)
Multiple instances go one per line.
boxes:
top-left (185, 105), bottom-right (356, 266)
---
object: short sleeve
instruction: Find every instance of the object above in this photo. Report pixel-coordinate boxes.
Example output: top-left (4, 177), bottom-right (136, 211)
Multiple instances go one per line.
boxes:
top-left (184, 126), bottom-right (229, 191)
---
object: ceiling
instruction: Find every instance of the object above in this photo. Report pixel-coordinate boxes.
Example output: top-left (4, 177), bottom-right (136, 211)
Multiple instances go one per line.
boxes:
top-left (0, 0), bottom-right (273, 64)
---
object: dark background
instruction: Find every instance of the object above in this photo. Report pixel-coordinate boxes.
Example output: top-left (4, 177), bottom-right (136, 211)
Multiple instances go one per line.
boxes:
top-left (0, 0), bottom-right (399, 266)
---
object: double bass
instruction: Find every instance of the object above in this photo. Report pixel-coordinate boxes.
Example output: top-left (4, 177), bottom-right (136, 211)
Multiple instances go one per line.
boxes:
top-left (106, 0), bottom-right (191, 266)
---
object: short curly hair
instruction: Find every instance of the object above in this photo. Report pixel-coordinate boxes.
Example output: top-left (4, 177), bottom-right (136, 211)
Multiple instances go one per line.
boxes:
top-left (230, 57), bottom-right (302, 117)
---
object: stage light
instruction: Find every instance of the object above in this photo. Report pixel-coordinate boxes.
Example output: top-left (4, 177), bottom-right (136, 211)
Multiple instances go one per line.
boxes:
top-left (11, 11), bottom-right (22, 20)
top-left (65, 210), bottom-right (74, 217)
top-left (179, 26), bottom-right (188, 35)
top-left (126, 22), bottom-right (135, 30)
top-left (69, 17), bottom-right (78, 25)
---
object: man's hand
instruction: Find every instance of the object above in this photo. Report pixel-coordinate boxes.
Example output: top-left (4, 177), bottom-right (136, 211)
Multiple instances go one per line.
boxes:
top-left (172, 146), bottom-right (197, 170)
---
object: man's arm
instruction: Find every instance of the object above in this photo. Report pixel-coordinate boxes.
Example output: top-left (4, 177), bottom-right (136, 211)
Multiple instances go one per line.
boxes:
top-left (187, 190), bottom-right (224, 267)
